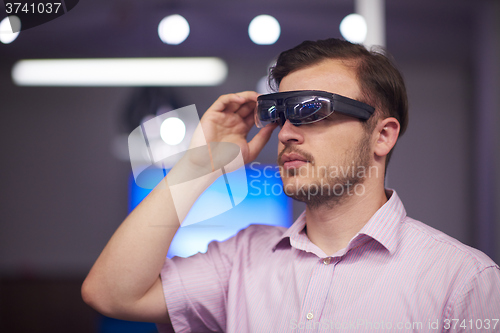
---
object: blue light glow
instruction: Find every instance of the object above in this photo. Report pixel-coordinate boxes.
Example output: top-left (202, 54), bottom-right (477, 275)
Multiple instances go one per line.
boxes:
top-left (129, 164), bottom-right (293, 258)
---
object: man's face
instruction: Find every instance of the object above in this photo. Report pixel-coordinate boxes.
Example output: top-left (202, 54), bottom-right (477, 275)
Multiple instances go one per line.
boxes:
top-left (277, 59), bottom-right (376, 207)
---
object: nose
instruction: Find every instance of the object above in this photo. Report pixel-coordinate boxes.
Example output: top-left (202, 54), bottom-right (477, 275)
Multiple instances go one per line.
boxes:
top-left (278, 120), bottom-right (304, 145)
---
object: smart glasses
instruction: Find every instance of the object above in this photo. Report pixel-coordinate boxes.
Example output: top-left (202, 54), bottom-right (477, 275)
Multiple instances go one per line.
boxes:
top-left (255, 90), bottom-right (375, 128)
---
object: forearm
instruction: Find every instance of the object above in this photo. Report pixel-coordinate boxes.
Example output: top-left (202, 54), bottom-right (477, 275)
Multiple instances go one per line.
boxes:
top-left (82, 159), bottom-right (217, 316)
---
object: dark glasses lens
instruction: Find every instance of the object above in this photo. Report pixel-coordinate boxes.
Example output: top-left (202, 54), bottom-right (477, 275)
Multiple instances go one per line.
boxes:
top-left (285, 96), bottom-right (332, 125)
top-left (258, 100), bottom-right (278, 121)
top-left (255, 95), bottom-right (333, 128)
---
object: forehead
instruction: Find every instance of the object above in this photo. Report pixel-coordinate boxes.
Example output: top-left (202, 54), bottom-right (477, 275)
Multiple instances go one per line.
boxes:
top-left (278, 59), bottom-right (361, 100)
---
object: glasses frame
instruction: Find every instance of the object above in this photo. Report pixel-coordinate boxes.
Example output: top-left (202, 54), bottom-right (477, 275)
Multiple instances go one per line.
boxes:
top-left (255, 90), bottom-right (375, 128)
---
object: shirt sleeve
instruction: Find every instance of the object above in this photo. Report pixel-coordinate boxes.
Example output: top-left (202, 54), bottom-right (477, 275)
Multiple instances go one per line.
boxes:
top-left (159, 235), bottom-right (238, 333)
top-left (444, 265), bottom-right (500, 333)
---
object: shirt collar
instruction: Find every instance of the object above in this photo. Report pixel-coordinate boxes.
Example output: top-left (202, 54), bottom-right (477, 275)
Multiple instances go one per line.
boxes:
top-left (353, 189), bottom-right (406, 254)
top-left (272, 210), bottom-right (308, 252)
top-left (272, 189), bottom-right (407, 256)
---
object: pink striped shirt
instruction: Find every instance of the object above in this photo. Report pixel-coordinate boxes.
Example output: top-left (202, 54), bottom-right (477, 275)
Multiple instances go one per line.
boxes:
top-left (158, 190), bottom-right (500, 332)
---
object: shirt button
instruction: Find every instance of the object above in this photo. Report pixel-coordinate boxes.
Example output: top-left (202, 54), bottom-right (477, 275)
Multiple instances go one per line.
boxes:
top-left (306, 312), bottom-right (314, 320)
top-left (323, 257), bottom-right (331, 265)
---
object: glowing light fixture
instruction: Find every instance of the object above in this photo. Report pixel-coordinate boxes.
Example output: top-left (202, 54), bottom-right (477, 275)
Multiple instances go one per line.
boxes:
top-left (158, 14), bottom-right (190, 45)
top-left (12, 58), bottom-right (228, 86)
top-left (0, 16), bottom-right (20, 44)
top-left (339, 14), bottom-right (368, 44)
top-left (160, 117), bottom-right (186, 145)
top-left (248, 15), bottom-right (280, 45)
top-left (355, 0), bottom-right (385, 48)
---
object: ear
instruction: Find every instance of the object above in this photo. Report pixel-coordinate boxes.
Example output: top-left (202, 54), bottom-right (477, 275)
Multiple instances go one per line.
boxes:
top-left (373, 117), bottom-right (400, 159)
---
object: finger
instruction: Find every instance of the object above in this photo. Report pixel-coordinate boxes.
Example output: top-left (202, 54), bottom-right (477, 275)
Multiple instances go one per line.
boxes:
top-left (236, 101), bottom-right (257, 119)
top-left (208, 91), bottom-right (258, 114)
top-left (234, 91), bottom-right (259, 103)
top-left (231, 92), bottom-right (258, 116)
top-left (243, 109), bottom-right (257, 128)
top-left (231, 91), bottom-right (258, 115)
top-left (208, 94), bottom-right (246, 114)
top-left (247, 123), bottom-right (278, 162)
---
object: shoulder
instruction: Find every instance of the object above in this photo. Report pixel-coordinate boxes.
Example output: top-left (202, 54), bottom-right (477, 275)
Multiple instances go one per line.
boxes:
top-left (205, 224), bottom-right (287, 256)
top-left (394, 216), bottom-right (500, 315)
top-left (225, 224), bottom-right (287, 251)
top-left (399, 216), bottom-right (498, 272)
top-left (234, 224), bottom-right (287, 241)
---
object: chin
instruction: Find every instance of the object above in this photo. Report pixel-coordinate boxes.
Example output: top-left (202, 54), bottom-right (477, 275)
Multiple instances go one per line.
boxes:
top-left (281, 176), bottom-right (313, 196)
top-left (281, 173), bottom-right (369, 208)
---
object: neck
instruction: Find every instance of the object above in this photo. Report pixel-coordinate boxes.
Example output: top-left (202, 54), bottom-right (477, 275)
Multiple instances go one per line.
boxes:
top-left (304, 181), bottom-right (388, 256)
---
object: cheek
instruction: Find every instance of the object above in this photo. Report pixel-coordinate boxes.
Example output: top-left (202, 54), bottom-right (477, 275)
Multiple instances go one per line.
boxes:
top-left (310, 136), bottom-right (355, 167)
top-left (320, 124), bottom-right (367, 151)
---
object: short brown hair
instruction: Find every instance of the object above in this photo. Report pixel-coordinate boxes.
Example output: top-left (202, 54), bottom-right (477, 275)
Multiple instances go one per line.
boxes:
top-left (269, 38), bottom-right (408, 167)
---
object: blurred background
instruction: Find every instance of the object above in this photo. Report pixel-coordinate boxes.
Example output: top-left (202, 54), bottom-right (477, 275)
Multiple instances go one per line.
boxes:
top-left (0, 0), bottom-right (499, 332)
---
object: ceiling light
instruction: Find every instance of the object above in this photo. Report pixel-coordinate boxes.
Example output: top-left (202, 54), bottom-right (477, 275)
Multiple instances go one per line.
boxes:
top-left (12, 58), bottom-right (228, 86)
top-left (0, 16), bottom-right (20, 44)
top-left (248, 15), bottom-right (280, 45)
top-left (160, 117), bottom-right (186, 145)
top-left (158, 14), bottom-right (190, 45)
top-left (339, 14), bottom-right (367, 44)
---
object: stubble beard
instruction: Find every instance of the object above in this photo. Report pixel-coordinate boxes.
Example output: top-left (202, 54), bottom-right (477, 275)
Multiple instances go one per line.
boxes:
top-left (280, 133), bottom-right (372, 209)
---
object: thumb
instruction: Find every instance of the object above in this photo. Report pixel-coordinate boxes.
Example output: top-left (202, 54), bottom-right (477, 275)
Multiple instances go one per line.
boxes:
top-left (246, 123), bottom-right (278, 163)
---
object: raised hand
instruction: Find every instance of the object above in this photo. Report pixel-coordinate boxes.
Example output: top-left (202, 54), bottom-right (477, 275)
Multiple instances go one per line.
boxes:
top-left (198, 91), bottom-right (277, 165)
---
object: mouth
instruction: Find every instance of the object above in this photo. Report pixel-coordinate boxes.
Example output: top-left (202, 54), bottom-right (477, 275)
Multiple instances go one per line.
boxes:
top-left (280, 153), bottom-right (310, 170)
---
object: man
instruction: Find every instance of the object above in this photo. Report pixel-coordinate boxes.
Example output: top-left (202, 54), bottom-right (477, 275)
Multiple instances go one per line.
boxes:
top-left (82, 39), bottom-right (500, 332)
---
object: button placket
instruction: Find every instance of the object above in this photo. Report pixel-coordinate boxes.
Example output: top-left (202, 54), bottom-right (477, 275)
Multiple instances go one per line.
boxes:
top-left (299, 257), bottom-right (337, 329)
